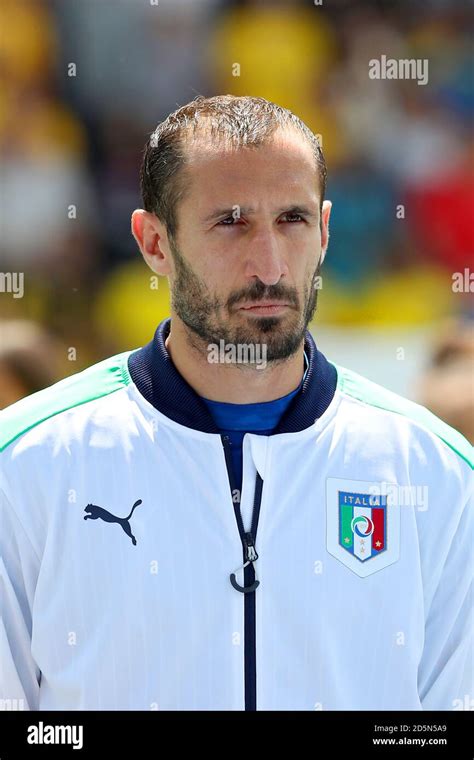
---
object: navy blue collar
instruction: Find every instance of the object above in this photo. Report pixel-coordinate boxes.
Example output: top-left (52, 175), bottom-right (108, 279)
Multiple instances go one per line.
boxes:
top-left (128, 317), bottom-right (337, 434)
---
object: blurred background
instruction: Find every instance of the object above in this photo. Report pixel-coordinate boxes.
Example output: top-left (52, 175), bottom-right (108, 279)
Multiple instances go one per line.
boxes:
top-left (0, 0), bottom-right (472, 439)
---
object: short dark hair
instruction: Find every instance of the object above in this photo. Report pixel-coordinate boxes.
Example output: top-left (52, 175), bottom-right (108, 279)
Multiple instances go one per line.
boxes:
top-left (140, 94), bottom-right (327, 241)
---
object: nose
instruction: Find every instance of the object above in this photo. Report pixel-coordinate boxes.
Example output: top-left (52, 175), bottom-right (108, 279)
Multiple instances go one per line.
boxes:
top-left (243, 232), bottom-right (288, 286)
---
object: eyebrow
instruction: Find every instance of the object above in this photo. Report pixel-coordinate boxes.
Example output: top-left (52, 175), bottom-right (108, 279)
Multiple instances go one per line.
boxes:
top-left (202, 204), bottom-right (319, 223)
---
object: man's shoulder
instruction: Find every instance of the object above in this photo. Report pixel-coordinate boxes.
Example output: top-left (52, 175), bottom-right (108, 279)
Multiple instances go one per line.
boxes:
top-left (0, 348), bottom-right (139, 454)
top-left (332, 362), bottom-right (473, 471)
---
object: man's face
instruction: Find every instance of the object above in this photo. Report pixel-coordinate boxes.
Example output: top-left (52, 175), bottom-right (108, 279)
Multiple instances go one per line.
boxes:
top-left (159, 130), bottom-right (329, 363)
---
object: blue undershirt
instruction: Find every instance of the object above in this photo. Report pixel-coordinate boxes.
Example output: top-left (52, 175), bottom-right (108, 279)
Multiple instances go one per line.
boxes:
top-left (200, 351), bottom-right (309, 495)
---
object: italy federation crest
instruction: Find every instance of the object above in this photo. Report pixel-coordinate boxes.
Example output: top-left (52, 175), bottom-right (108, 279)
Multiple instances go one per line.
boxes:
top-left (326, 478), bottom-right (400, 578)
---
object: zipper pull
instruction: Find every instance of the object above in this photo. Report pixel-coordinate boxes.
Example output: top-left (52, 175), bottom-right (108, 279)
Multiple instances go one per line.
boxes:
top-left (229, 533), bottom-right (260, 593)
top-left (229, 560), bottom-right (260, 593)
top-left (244, 532), bottom-right (258, 562)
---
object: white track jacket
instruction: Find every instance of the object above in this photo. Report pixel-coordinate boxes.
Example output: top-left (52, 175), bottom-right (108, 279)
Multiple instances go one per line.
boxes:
top-left (1, 318), bottom-right (472, 711)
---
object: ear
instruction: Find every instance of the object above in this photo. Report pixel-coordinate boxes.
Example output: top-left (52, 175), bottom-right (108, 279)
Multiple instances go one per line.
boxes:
top-left (319, 200), bottom-right (332, 266)
top-left (131, 209), bottom-right (173, 276)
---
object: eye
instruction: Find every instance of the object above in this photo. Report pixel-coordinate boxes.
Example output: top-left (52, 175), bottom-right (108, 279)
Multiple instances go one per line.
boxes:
top-left (282, 213), bottom-right (304, 223)
top-left (217, 216), bottom-right (241, 226)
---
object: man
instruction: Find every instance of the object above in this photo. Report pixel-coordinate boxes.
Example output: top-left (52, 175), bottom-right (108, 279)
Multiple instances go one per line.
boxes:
top-left (1, 95), bottom-right (472, 711)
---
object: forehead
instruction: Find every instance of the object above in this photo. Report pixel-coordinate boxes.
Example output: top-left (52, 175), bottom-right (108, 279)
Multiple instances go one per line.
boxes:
top-left (182, 129), bottom-right (319, 205)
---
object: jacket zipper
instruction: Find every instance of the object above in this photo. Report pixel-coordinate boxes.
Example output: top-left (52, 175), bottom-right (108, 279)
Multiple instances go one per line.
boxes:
top-left (222, 434), bottom-right (263, 711)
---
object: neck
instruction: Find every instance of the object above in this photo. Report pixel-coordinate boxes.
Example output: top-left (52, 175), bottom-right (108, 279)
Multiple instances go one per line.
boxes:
top-left (164, 317), bottom-right (306, 404)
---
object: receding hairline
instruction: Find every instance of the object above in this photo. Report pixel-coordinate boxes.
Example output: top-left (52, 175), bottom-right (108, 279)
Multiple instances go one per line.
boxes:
top-left (180, 120), bottom-right (318, 162)
top-left (173, 122), bottom-right (324, 208)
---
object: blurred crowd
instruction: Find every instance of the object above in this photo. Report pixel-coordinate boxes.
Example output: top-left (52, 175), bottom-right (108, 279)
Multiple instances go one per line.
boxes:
top-left (0, 0), bottom-right (472, 435)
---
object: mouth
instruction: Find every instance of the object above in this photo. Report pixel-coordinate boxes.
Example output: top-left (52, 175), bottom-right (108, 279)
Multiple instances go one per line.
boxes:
top-left (238, 302), bottom-right (290, 316)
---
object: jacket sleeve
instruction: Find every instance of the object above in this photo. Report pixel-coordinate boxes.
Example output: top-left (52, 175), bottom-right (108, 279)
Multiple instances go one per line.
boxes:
top-left (0, 479), bottom-right (41, 710)
top-left (417, 478), bottom-right (473, 710)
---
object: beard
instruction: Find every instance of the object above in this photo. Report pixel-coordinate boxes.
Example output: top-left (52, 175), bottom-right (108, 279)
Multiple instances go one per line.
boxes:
top-left (168, 236), bottom-right (321, 365)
